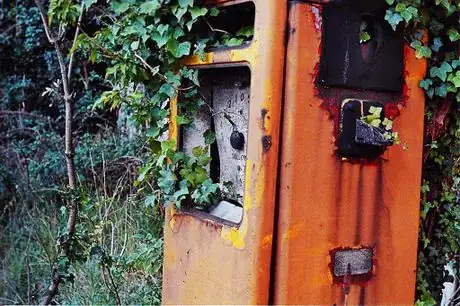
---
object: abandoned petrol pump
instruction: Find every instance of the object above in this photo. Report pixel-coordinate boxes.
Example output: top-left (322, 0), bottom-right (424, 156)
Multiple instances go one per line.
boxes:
top-left (162, 0), bottom-right (427, 305)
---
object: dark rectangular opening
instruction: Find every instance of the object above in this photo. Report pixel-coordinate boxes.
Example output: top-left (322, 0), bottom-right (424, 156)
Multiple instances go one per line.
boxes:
top-left (318, 1), bottom-right (404, 92)
top-left (191, 2), bottom-right (255, 49)
top-left (179, 66), bottom-right (251, 225)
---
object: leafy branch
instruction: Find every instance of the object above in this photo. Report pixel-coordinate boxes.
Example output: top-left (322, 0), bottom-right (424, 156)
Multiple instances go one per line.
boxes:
top-left (384, 0), bottom-right (459, 303)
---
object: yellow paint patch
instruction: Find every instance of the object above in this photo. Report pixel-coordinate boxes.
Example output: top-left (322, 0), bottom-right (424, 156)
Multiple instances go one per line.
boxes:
top-left (184, 52), bottom-right (213, 66)
top-left (221, 211), bottom-right (249, 250)
top-left (169, 216), bottom-right (176, 230)
top-left (169, 205), bottom-right (177, 230)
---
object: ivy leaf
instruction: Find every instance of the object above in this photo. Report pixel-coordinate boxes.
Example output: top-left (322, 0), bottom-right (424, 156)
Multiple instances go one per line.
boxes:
top-left (111, 1), bottom-right (130, 14)
top-left (448, 71), bottom-right (460, 88)
top-left (167, 40), bottom-right (191, 58)
top-left (225, 38), bottom-right (244, 47)
top-left (395, 3), bottom-right (406, 12)
top-left (430, 62), bottom-right (453, 82)
top-left (147, 126), bottom-right (161, 138)
top-left (420, 79), bottom-right (433, 90)
top-left (137, 163), bottom-right (153, 183)
top-left (410, 40), bottom-right (422, 49)
top-left (359, 30), bottom-right (371, 43)
top-left (435, 84), bottom-right (447, 98)
top-left (174, 7), bottom-right (188, 21)
top-left (159, 83), bottom-right (176, 98)
top-left (431, 37), bottom-right (443, 52)
top-left (158, 167), bottom-right (177, 195)
top-left (383, 118), bottom-right (393, 131)
top-left (151, 32), bottom-right (169, 48)
top-left (144, 195), bottom-right (158, 208)
top-left (174, 26), bottom-right (185, 39)
top-left (157, 24), bottom-right (169, 36)
top-left (177, 115), bottom-right (193, 125)
top-left (161, 140), bottom-right (176, 152)
top-left (130, 40), bottom-right (139, 51)
top-left (178, 0), bottom-right (193, 8)
top-left (173, 180), bottom-right (189, 206)
top-left (203, 129), bottom-right (216, 145)
top-left (139, 1), bottom-right (160, 15)
top-left (451, 59), bottom-right (460, 69)
top-left (209, 7), bottom-right (220, 16)
top-left (446, 83), bottom-right (456, 93)
top-left (369, 119), bottom-right (382, 127)
top-left (410, 40), bottom-right (432, 59)
top-left (83, 0), bottom-right (98, 7)
top-left (191, 179), bottom-right (219, 205)
top-left (401, 6), bottom-right (418, 23)
top-left (385, 10), bottom-right (403, 31)
top-left (236, 26), bottom-right (254, 38)
top-left (189, 7), bottom-right (208, 20)
top-left (447, 28), bottom-right (460, 42)
top-left (416, 46), bottom-right (432, 59)
top-left (368, 106), bottom-right (382, 117)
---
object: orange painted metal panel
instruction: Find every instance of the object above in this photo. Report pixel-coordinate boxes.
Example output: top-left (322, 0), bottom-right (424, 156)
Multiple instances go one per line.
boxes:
top-left (162, 0), bottom-right (287, 304)
top-left (273, 2), bottom-right (426, 305)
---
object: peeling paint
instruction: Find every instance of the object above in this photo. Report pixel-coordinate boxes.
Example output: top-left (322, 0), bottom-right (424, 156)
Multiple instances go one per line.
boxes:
top-left (169, 205), bottom-right (177, 230)
top-left (220, 216), bottom-right (248, 250)
top-left (311, 5), bottom-right (322, 31)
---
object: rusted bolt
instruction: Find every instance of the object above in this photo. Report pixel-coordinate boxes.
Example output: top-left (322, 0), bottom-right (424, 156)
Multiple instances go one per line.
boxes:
top-left (262, 136), bottom-right (272, 152)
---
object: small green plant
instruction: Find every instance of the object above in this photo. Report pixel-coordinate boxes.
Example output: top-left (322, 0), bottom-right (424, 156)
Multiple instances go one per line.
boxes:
top-left (361, 106), bottom-right (400, 144)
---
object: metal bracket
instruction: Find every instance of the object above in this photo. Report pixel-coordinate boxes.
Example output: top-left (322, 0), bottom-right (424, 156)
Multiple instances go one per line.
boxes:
top-left (338, 99), bottom-right (392, 158)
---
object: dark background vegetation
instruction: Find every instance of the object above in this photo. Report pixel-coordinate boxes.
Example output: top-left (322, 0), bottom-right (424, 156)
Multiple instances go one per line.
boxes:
top-left (0, 1), bottom-right (163, 304)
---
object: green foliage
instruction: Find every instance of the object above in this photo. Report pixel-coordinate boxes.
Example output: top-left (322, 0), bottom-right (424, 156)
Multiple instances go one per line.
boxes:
top-left (76, 0), bottom-right (228, 210)
top-left (0, 0), bottom-right (164, 303)
top-left (361, 106), bottom-right (400, 144)
top-left (48, 0), bottom-right (81, 26)
top-left (385, 0), bottom-right (459, 303)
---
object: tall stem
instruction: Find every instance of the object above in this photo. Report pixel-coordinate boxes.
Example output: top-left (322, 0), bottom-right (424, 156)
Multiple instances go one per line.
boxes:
top-left (34, 0), bottom-right (84, 303)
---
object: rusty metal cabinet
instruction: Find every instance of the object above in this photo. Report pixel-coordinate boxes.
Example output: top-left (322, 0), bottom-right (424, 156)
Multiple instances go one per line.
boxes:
top-left (163, 1), bottom-right (426, 304)
top-left (273, 1), bottom-right (426, 304)
top-left (163, 0), bottom-right (287, 304)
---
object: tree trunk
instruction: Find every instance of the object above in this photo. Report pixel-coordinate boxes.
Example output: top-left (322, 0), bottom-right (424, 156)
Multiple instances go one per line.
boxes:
top-left (34, 0), bottom-right (83, 304)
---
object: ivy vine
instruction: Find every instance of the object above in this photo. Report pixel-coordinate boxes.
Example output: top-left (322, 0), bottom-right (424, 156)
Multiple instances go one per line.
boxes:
top-left (75, 0), bottom-right (230, 211)
top-left (384, 0), bottom-right (459, 304)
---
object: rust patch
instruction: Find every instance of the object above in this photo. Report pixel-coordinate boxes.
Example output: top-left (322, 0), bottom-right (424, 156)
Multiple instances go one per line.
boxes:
top-left (262, 135), bottom-right (272, 152)
top-left (354, 165), bottom-right (365, 245)
top-left (261, 108), bottom-right (268, 119)
top-left (316, 86), bottom-right (403, 164)
top-left (261, 108), bottom-right (269, 130)
top-left (359, 286), bottom-right (366, 306)
top-left (313, 27), bottom-right (410, 164)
